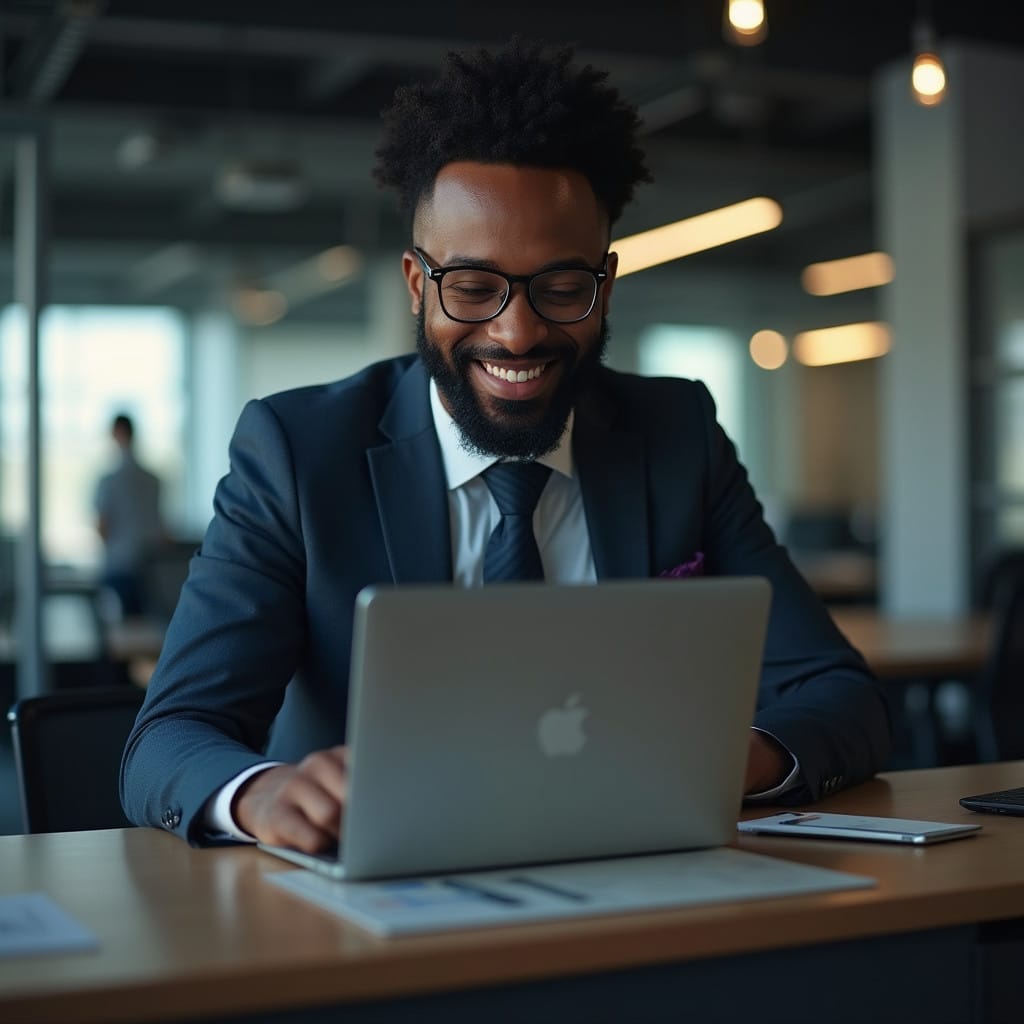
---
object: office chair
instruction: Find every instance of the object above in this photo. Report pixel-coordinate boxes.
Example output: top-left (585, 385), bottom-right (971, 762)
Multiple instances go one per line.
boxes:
top-left (783, 508), bottom-right (859, 556)
top-left (6, 686), bottom-right (144, 833)
top-left (139, 538), bottom-right (198, 623)
top-left (979, 548), bottom-right (1024, 610)
top-left (974, 577), bottom-right (1024, 762)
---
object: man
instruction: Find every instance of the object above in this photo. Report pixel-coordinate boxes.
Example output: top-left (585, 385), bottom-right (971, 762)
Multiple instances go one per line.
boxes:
top-left (121, 39), bottom-right (890, 849)
top-left (94, 413), bottom-right (165, 617)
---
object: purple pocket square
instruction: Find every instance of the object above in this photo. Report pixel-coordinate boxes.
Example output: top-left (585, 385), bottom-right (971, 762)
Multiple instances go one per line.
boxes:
top-left (659, 551), bottom-right (705, 579)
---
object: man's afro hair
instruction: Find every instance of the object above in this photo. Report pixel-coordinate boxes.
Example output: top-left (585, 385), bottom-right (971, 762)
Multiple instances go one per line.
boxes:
top-left (373, 37), bottom-right (652, 226)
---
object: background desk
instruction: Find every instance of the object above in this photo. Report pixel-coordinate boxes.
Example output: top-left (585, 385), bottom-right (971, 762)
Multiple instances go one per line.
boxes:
top-left (2, 762), bottom-right (1023, 1024)
top-left (4, 606), bottom-right (996, 694)
top-left (829, 606), bottom-right (992, 679)
top-left (830, 607), bottom-right (994, 767)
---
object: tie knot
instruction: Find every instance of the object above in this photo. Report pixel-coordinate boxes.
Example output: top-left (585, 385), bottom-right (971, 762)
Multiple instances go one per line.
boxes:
top-left (482, 461), bottom-right (552, 517)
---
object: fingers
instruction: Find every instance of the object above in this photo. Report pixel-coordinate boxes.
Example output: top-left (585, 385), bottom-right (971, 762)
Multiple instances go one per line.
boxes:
top-left (261, 797), bottom-right (335, 853)
top-left (285, 748), bottom-right (347, 837)
top-left (297, 746), bottom-right (349, 806)
top-left (234, 746), bottom-right (349, 852)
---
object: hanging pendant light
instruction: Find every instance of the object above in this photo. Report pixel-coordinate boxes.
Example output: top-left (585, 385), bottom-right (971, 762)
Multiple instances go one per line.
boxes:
top-left (723, 0), bottom-right (768, 48)
top-left (911, 13), bottom-right (947, 106)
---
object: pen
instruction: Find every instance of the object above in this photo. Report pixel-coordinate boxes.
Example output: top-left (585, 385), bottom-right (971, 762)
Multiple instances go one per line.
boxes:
top-left (507, 875), bottom-right (589, 902)
top-left (441, 878), bottom-right (522, 906)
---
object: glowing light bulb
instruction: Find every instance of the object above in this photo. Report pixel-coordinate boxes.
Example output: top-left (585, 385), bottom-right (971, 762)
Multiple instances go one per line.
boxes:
top-left (729, 0), bottom-right (765, 32)
top-left (912, 52), bottom-right (947, 105)
top-left (724, 0), bottom-right (767, 46)
top-left (910, 17), bottom-right (947, 107)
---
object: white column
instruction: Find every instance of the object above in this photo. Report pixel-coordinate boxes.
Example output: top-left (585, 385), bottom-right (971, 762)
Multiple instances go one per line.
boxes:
top-left (875, 43), bottom-right (1024, 615)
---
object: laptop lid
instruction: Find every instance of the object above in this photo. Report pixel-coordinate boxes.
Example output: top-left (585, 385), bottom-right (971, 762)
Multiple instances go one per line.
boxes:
top-left (332, 577), bottom-right (770, 881)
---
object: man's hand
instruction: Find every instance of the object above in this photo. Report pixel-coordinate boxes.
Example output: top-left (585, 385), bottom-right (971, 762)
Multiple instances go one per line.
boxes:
top-left (233, 746), bottom-right (348, 852)
top-left (744, 730), bottom-right (790, 795)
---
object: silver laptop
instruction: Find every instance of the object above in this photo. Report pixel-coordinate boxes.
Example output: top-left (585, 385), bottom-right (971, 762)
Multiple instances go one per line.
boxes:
top-left (260, 577), bottom-right (771, 881)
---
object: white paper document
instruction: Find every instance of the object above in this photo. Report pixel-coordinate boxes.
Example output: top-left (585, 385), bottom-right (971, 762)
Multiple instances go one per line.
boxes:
top-left (266, 847), bottom-right (875, 937)
top-left (0, 892), bottom-right (99, 958)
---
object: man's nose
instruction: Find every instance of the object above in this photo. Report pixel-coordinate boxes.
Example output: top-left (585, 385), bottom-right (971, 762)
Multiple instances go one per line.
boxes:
top-left (485, 286), bottom-right (550, 354)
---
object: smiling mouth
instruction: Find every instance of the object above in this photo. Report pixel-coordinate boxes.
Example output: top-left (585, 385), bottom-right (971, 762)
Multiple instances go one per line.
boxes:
top-left (482, 361), bottom-right (548, 382)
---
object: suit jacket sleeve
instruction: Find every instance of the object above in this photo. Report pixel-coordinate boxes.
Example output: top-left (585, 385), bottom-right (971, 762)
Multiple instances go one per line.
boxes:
top-left (120, 397), bottom-right (309, 844)
top-left (695, 384), bottom-right (892, 803)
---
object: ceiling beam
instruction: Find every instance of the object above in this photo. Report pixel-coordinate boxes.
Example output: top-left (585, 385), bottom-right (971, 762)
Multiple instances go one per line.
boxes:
top-left (8, 0), bottom-right (104, 102)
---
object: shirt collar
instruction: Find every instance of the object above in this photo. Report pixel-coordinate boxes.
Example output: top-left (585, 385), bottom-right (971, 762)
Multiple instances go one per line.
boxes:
top-left (428, 377), bottom-right (575, 491)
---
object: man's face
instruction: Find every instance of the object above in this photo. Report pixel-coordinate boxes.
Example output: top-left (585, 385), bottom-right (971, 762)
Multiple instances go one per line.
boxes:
top-left (403, 162), bottom-right (618, 459)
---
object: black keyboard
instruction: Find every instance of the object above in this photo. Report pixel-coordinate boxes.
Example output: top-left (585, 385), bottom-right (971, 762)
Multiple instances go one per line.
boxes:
top-left (971, 787), bottom-right (1024, 805)
top-left (960, 786), bottom-right (1024, 815)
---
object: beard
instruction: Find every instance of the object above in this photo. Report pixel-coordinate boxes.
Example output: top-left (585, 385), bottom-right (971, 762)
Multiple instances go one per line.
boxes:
top-left (416, 308), bottom-right (609, 460)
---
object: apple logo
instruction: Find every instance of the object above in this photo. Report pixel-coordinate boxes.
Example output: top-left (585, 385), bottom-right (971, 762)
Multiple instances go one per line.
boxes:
top-left (537, 693), bottom-right (589, 757)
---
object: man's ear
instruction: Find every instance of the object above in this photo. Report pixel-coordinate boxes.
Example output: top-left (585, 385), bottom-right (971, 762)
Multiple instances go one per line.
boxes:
top-left (601, 251), bottom-right (619, 316)
top-left (401, 250), bottom-right (423, 315)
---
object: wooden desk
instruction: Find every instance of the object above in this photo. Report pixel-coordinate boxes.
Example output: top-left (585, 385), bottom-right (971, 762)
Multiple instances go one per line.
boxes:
top-left (0, 616), bottom-right (166, 693)
top-left (795, 551), bottom-right (878, 604)
top-left (105, 616), bottom-right (166, 662)
top-left (2, 762), bottom-right (1023, 1023)
top-left (106, 616), bottom-right (166, 686)
top-left (6, 607), bottom-right (995, 690)
top-left (12, 608), bottom-right (993, 685)
top-left (830, 607), bottom-right (995, 767)
top-left (830, 606), bottom-right (993, 679)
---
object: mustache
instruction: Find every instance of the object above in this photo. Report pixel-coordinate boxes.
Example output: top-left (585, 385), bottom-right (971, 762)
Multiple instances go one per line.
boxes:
top-left (454, 343), bottom-right (573, 365)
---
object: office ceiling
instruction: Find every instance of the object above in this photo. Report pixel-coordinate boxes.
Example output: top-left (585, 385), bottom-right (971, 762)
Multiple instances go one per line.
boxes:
top-left (2, 1), bottom-right (1023, 321)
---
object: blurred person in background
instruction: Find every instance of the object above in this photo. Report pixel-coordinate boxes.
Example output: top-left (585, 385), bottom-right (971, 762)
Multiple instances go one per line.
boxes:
top-left (94, 412), bottom-right (166, 617)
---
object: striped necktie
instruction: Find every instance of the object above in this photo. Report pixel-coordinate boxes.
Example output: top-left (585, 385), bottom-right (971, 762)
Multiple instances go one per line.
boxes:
top-left (481, 461), bottom-right (553, 582)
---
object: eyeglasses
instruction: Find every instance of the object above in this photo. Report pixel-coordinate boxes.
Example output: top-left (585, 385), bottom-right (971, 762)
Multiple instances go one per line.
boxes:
top-left (412, 247), bottom-right (608, 324)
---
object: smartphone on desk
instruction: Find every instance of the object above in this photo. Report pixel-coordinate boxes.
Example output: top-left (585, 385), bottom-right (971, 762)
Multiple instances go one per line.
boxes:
top-left (737, 812), bottom-right (982, 845)
top-left (959, 786), bottom-right (1024, 816)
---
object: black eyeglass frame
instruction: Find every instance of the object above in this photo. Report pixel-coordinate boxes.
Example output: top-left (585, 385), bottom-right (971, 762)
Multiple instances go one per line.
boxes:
top-left (411, 246), bottom-right (609, 324)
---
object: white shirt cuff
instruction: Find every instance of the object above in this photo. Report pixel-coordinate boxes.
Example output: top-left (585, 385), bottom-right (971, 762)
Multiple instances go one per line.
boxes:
top-left (203, 762), bottom-right (284, 842)
top-left (744, 727), bottom-right (801, 801)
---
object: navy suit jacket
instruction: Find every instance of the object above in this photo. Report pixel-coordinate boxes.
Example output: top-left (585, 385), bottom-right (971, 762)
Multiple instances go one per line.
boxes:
top-left (121, 356), bottom-right (891, 843)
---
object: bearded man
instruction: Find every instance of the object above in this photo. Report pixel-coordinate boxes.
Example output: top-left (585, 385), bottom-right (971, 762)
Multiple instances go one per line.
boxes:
top-left (122, 39), bottom-right (890, 850)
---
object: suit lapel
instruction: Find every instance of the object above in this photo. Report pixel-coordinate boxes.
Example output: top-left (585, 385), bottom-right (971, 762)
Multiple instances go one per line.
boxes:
top-left (574, 386), bottom-right (651, 580)
top-left (367, 360), bottom-right (453, 583)
top-left (366, 362), bottom-right (651, 583)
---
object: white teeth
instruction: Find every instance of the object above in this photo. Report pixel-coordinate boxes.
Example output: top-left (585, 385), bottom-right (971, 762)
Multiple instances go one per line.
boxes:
top-left (483, 362), bottom-right (547, 382)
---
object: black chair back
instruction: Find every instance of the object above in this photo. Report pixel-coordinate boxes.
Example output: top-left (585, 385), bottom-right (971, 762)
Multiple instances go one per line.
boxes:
top-left (975, 579), bottom-right (1024, 762)
top-left (140, 539), bottom-right (199, 622)
top-left (6, 686), bottom-right (144, 833)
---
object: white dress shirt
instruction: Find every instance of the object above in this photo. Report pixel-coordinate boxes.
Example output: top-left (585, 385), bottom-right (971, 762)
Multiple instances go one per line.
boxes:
top-left (429, 379), bottom-right (596, 586)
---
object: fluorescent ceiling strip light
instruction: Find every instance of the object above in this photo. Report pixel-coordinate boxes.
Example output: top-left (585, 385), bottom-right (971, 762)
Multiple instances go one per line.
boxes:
top-left (612, 197), bottom-right (783, 277)
top-left (793, 322), bottom-right (892, 367)
top-left (802, 251), bottom-right (894, 296)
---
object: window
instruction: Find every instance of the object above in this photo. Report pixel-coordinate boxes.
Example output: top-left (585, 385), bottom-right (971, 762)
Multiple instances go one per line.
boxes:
top-left (637, 323), bottom-right (746, 452)
top-left (0, 305), bottom-right (187, 569)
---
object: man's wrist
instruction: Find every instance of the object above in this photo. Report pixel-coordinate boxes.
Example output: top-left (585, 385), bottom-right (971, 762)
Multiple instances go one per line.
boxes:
top-left (205, 762), bottom-right (283, 841)
top-left (745, 728), bottom-right (797, 794)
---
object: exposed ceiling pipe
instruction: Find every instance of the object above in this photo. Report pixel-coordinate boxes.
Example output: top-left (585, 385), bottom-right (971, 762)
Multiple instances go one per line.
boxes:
top-left (9, 0), bottom-right (104, 103)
